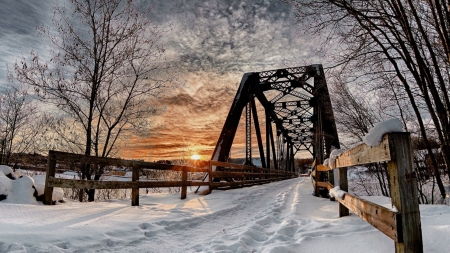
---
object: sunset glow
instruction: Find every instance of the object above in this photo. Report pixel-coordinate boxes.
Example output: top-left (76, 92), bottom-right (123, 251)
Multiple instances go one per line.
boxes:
top-left (190, 154), bottom-right (201, 160)
top-left (0, 1), bottom-right (309, 162)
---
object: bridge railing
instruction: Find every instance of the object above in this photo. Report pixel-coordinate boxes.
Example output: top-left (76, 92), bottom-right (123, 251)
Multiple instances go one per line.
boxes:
top-left (209, 160), bottom-right (296, 190)
top-left (315, 133), bottom-right (423, 253)
top-left (43, 151), bottom-right (296, 206)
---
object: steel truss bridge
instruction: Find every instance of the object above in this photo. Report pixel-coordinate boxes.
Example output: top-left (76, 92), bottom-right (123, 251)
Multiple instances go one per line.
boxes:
top-left (210, 64), bottom-right (340, 188)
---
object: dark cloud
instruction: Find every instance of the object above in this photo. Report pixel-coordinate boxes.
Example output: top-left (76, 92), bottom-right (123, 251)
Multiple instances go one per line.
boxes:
top-left (163, 0), bottom-right (304, 74)
top-left (0, 0), bottom-right (57, 86)
top-left (0, 0), bottom-right (316, 160)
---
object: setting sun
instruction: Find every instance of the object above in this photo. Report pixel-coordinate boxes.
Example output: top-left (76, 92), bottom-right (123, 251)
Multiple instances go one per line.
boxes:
top-left (190, 154), bottom-right (201, 160)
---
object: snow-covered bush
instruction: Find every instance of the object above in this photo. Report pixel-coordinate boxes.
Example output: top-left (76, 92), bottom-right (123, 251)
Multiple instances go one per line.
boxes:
top-left (0, 167), bottom-right (38, 204)
top-left (0, 165), bottom-right (17, 180)
top-left (0, 165), bottom-right (64, 204)
top-left (0, 172), bottom-right (13, 201)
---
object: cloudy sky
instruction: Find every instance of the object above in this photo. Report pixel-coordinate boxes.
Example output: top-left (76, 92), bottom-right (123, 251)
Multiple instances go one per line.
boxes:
top-left (0, 0), bottom-right (319, 161)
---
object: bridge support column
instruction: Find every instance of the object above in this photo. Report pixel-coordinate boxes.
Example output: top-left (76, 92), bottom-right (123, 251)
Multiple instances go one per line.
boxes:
top-left (245, 100), bottom-right (252, 165)
top-left (266, 111), bottom-right (271, 169)
top-left (252, 98), bottom-right (266, 168)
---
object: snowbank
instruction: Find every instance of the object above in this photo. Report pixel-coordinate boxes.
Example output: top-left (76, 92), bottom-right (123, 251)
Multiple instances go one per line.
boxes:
top-left (363, 118), bottom-right (404, 146)
top-left (0, 167), bottom-right (38, 204)
top-left (0, 165), bottom-right (16, 179)
top-left (0, 166), bottom-right (64, 204)
top-left (0, 173), bottom-right (12, 200)
top-left (4, 175), bottom-right (38, 204)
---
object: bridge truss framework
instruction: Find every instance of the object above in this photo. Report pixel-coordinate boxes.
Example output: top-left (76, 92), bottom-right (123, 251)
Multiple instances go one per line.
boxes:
top-left (211, 64), bottom-right (340, 185)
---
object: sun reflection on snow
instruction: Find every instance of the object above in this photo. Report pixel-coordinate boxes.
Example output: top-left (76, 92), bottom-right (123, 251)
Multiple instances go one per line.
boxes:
top-left (182, 198), bottom-right (212, 216)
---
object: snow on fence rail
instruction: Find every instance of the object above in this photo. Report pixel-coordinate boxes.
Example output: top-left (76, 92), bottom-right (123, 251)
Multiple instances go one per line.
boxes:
top-left (43, 151), bottom-right (296, 206)
top-left (315, 132), bottom-right (423, 253)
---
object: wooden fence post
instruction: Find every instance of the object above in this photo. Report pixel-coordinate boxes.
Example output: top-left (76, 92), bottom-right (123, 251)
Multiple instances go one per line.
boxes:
top-left (44, 150), bottom-right (57, 205)
top-left (314, 169), bottom-right (320, 197)
top-left (339, 167), bottom-right (349, 217)
top-left (131, 167), bottom-right (139, 206)
top-left (259, 168), bottom-right (262, 184)
top-left (387, 133), bottom-right (423, 253)
top-left (328, 169), bottom-right (335, 188)
top-left (181, 167), bottom-right (187, 199)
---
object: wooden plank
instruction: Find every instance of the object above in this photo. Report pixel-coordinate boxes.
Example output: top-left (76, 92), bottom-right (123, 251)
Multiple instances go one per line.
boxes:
top-left (210, 160), bottom-right (260, 171)
top-left (211, 171), bottom-right (244, 178)
top-left (163, 167), bottom-right (208, 173)
top-left (138, 181), bottom-right (189, 188)
top-left (190, 181), bottom-right (210, 186)
top-left (210, 171), bottom-right (260, 178)
top-left (317, 164), bottom-right (331, 171)
top-left (222, 168), bottom-right (262, 172)
top-left (316, 181), bottom-right (334, 190)
top-left (48, 178), bottom-right (202, 189)
top-left (336, 192), bottom-right (400, 242)
top-left (387, 133), bottom-right (423, 252)
top-left (334, 134), bottom-right (391, 168)
top-left (210, 180), bottom-right (261, 188)
top-left (49, 177), bottom-right (137, 189)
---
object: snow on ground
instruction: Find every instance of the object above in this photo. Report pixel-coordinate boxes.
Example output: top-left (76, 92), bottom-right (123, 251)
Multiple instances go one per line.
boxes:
top-left (1, 178), bottom-right (449, 253)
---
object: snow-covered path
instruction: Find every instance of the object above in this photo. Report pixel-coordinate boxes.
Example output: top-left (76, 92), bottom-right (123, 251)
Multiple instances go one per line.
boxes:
top-left (1, 177), bottom-right (449, 252)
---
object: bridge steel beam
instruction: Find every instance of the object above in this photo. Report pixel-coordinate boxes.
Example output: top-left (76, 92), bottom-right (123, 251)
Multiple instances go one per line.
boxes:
top-left (313, 65), bottom-right (340, 157)
top-left (211, 73), bottom-right (259, 163)
top-left (211, 65), bottom-right (340, 194)
top-left (251, 98), bottom-right (267, 168)
top-left (266, 110), bottom-right (271, 169)
top-left (245, 100), bottom-right (252, 165)
top-left (269, 121), bottom-right (278, 170)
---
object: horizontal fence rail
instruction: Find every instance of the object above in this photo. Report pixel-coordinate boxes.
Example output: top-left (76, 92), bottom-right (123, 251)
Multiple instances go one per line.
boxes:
top-left (44, 151), bottom-right (297, 207)
top-left (209, 160), bottom-right (295, 190)
top-left (314, 133), bottom-right (423, 253)
top-left (317, 181), bottom-right (401, 242)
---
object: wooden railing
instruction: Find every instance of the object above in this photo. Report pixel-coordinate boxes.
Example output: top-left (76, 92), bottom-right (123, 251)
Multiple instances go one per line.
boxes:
top-left (209, 161), bottom-right (296, 190)
top-left (44, 151), bottom-right (296, 206)
top-left (315, 133), bottom-right (423, 253)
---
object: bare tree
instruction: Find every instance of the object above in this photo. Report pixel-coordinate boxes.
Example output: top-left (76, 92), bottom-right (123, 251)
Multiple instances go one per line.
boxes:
top-left (15, 0), bottom-right (174, 201)
top-left (0, 82), bottom-right (41, 165)
top-left (287, 0), bottom-right (449, 200)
